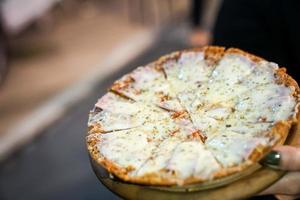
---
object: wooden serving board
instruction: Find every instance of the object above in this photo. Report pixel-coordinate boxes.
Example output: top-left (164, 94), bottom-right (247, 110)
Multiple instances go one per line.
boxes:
top-left (91, 119), bottom-right (300, 200)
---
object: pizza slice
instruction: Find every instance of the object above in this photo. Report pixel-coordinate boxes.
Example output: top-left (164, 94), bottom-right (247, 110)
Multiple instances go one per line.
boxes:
top-left (210, 53), bottom-right (255, 85)
top-left (234, 84), bottom-right (297, 123)
top-left (195, 51), bottom-right (278, 105)
top-left (160, 47), bottom-right (225, 95)
top-left (87, 114), bottom-right (207, 184)
top-left (205, 131), bottom-right (271, 168)
top-left (199, 55), bottom-right (279, 105)
top-left (134, 138), bottom-right (221, 185)
top-left (163, 140), bottom-right (221, 184)
top-left (134, 137), bottom-right (182, 178)
top-left (161, 51), bottom-right (211, 93)
top-left (88, 92), bottom-right (171, 133)
top-left (87, 127), bottom-right (160, 178)
top-left (111, 64), bottom-right (183, 112)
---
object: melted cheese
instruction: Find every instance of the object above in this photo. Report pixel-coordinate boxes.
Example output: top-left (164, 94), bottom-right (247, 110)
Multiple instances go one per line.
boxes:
top-left (90, 94), bottom-right (172, 132)
top-left (88, 111), bottom-right (141, 132)
top-left (211, 54), bottom-right (254, 85)
top-left (222, 119), bottom-right (272, 136)
top-left (135, 137), bottom-right (181, 176)
top-left (89, 49), bottom-right (298, 184)
top-left (111, 66), bottom-right (183, 111)
top-left (206, 132), bottom-right (270, 167)
top-left (235, 84), bottom-right (296, 122)
top-left (163, 52), bottom-right (212, 93)
top-left (98, 128), bottom-right (157, 170)
top-left (242, 61), bottom-right (278, 86)
top-left (166, 141), bottom-right (220, 181)
top-left (95, 92), bottom-right (139, 114)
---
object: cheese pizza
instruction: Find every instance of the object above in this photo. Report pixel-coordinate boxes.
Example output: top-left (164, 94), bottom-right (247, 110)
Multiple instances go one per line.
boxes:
top-left (87, 46), bottom-right (299, 186)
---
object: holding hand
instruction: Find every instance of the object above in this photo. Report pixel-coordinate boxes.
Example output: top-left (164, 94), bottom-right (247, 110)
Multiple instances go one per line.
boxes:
top-left (261, 146), bottom-right (300, 199)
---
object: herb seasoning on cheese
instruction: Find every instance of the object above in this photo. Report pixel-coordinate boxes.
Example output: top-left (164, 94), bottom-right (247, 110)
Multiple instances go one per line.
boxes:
top-left (87, 46), bottom-right (299, 186)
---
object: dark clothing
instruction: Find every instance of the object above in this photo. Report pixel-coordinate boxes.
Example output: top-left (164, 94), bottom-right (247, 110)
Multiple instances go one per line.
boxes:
top-left (213, 0), bottom-right (300, 81)
top-left (191, 0), bottom-right (203, 27)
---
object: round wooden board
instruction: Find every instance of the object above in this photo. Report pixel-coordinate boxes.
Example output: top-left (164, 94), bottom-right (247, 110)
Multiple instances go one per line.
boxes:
top-left (91, 119), bottom-right (300, 200)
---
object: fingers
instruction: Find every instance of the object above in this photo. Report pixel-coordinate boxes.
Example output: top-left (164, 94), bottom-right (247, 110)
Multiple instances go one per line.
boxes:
top-left (259, 146), bottom-right (300, 197)
top-left (262, 146), bottom-right (300, 170)
top-left (275, 194), bottom-right (300, 200)
top-left (273, 146), bottom-right (300, 171)
top-left (260, 172), bottom-right (300, 196)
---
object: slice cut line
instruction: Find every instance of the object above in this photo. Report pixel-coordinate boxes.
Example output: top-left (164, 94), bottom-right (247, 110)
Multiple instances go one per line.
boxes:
top-left (87, 46), bottom-right (300, 186)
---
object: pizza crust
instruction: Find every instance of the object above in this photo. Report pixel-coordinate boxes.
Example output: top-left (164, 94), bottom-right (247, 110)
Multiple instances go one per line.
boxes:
top-left (87, 46), bottom-right (300, 186)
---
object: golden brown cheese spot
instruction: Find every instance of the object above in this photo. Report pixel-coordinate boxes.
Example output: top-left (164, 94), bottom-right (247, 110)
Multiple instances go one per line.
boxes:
top-left (169, 129), bottom-right (180, 137)
top-left (188, 130), bottom-right (207, 143)
top-left (126, 165), bottom-right (136, 172)
top-left (157, 92), bottom-right (172, 102)
top-left (112, 76), bottom-right (134, 90)
top-left (171, 110), bottom-right (189, 119)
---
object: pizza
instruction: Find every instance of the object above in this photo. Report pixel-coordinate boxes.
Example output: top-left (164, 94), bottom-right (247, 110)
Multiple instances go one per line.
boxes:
top-left (87, 46), bottom-right (300, 186)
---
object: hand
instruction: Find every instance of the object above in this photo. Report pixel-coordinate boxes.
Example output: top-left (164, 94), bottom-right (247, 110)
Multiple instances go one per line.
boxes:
top-left (260, 146), bottom-right (300, 199)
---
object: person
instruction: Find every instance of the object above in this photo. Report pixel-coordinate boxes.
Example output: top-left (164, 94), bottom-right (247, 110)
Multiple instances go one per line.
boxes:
top-left (213, 0), bottom-right (300, 198)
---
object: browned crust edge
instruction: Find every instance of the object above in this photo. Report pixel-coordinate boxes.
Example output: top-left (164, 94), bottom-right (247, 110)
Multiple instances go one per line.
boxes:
top-left (225, 48), bottom-right (265, 63)
top-left (86, 46), bottom-right (300, 186)
top-left (155, 46), bottom-right (226, 68)
top-left (110, 62), bottom-right (157, 98)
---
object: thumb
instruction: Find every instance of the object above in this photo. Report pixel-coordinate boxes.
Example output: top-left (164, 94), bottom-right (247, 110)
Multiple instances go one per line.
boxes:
top-left (262, 146), bottom-right (300, 170)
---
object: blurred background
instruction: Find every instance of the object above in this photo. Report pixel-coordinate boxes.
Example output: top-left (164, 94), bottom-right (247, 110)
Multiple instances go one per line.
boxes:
top-left (0, 0), bottom-right (213, 145)
top-left (0, 0), bottom-right (298, 199)
top-left (0, 0), bottom-right (193, 143)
